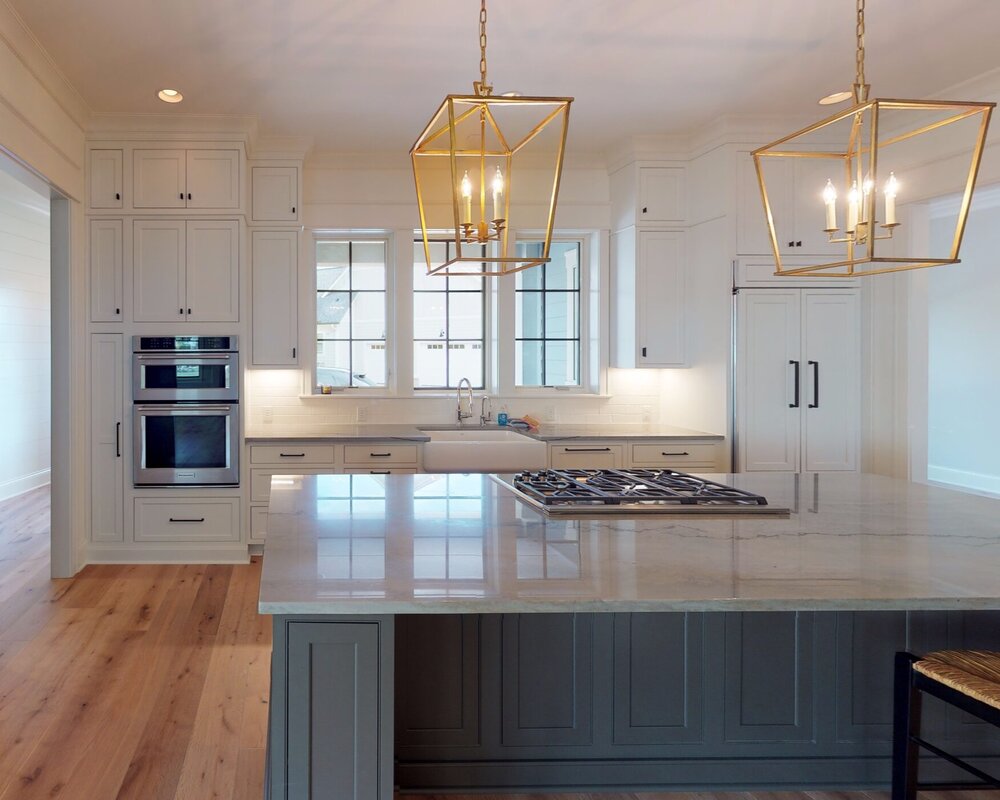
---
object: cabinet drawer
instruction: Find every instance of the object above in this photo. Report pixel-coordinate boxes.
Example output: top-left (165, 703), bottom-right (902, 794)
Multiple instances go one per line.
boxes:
top-left (344, 444), bottom-right (418, 465)
top-left (134, 498), bottom-right (239, 542)
top-left (344, 468), bottom-right (417, 475)
top-left (249, 444), bottom-right (335, 465)
top-left (631, 441), bottom-right (720, 467)
top-left (549, 443), bottom-right (625, 469)
top-left (250, 505), bottom-right (267, 543)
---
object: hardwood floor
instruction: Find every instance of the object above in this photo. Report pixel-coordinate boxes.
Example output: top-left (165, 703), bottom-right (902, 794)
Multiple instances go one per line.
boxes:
top-left (0, 487), bottom-right (997, 800)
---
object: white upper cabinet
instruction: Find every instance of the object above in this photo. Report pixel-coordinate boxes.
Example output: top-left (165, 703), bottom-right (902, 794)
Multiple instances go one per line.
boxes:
top-left (737, 151), bottom-right (842, 257)
top-left (252, 166), bottom-right (299, 222)
top-left (133, 219), bottom-right (239, 323)
top-left (89, 149), bottom-right (123, 209)
top-left (611, 162), bottom-right (686, 230)
top-left (251, 230), bottom-right (299, 365)
top-left (133, 148), bottom-right (241, 210)
top-left (638, 167), bottom-right (685, 224)
top-left (133, 149), bottom-right (187, 208)
top-left (612, 229), bottom-right (687, 368)
top-left (89, 219), bottom-right (123, 322)
top-left (186, 150), bottom-right (241, 209)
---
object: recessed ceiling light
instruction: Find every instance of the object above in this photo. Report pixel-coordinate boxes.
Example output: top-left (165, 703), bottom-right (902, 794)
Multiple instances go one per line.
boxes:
top-left (818, 90), bottom-right (853, 106)
top-left (158, 89), bottom-right (183, 103)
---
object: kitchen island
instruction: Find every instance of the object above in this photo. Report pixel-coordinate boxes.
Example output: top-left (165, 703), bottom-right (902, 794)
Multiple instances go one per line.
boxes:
top-left (260, 472), bottom-right (1000, 799)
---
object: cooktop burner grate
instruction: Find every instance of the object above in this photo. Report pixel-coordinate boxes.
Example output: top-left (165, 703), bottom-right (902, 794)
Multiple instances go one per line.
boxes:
top-left (512, 468), bottom-right (771, 507)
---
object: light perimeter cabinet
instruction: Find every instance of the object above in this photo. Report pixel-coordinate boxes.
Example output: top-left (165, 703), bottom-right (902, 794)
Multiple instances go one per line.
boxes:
top-left (90, 334), bottom-right (124, 542)
top-left (736, 287), bottom-right (860, 472)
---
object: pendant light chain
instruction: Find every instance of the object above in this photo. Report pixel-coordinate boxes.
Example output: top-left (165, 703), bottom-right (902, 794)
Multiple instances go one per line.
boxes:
top-left (475, 0), bottom-right (493, 96)
top-left (854, 0), bottom-right (869, 101)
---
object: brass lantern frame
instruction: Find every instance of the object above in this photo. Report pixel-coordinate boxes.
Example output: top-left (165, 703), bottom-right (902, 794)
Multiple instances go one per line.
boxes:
top-left (410, 93), bottom-right (572, 277)
top-left (752, 0), bottom-right (994, 278)
top-left (753, 97), bottom-right (994, 277)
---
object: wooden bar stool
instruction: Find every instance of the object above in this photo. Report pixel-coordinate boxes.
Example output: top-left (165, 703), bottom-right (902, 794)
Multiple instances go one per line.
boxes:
top-left (893, 650), bottom-right (1000, 799)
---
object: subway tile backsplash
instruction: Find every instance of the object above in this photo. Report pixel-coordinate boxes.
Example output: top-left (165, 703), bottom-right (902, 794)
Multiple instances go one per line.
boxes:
top-left (245, 368), bottom-right (665, 431)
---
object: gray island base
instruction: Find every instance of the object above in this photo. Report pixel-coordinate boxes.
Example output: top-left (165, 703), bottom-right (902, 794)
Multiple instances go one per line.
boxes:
top-left (259, 473), bottom-right (1000, 799)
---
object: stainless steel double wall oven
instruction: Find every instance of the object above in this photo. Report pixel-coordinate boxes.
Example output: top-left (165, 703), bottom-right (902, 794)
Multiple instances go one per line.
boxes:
top-left (132, 335), bottom-right (240, 486)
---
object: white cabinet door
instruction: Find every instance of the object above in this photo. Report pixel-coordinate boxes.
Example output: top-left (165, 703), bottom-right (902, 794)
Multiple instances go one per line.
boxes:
top-left (89, 219), bottom-right (123, 322)
top-left (133, 220), bottom-right (186, 322)
top-left (133, 149), bottom-right (186, 208)
top-left (638, 167), bottom-right (684, 223)
top-left (738, 152), bottom-right (793, 256)
top-left (802, 290), bottom-right (860, 471)
top-left (252, 166), bottom-right (298, 222)
top-left (637, 230), bottom-right (686, 366)
top-left (89, 149), bottom-right (122, 209)
top-left (737, 290), bottom-right (802, 471)
top-left (186, 149), bottom-right (241, 209)
top-left (252, 230), bottom-right (298, 365)
top-left (186, 220), bottom-right (239, 322)
top-left (90, 334), bottom-right (123, 542)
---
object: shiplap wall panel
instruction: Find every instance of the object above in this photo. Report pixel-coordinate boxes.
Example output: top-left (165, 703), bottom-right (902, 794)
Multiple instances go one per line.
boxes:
top-left (0, 168), bottom-right (49, 500)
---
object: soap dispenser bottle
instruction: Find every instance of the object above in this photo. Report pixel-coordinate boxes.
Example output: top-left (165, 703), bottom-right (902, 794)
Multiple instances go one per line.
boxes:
top-left (497, 405), bottom-right (509, 426)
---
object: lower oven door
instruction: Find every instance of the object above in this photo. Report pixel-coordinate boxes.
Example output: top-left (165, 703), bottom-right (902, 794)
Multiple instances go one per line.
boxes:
top-left (134, 404), bottom-right (240, 486)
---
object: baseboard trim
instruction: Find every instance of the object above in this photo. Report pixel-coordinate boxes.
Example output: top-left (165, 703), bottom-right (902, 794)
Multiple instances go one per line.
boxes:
top-left (85, 544), bottom-right (250, 565)
top-left (0, 469), bottom-right (50, 503)
top-left (928, 464), bottom-right (1000, 497)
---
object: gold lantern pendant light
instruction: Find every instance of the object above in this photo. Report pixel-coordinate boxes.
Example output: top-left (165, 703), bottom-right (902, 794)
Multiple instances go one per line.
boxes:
top-left (410, 0), bottom-right (573, 276)
top-left (753, 0), bottom-right (994, 277)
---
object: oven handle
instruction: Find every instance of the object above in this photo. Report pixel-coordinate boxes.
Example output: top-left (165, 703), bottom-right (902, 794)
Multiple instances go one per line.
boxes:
top-left (135, 353), bottom-right (234, 360)
top-left (134, 404), bottom-right (237, 414)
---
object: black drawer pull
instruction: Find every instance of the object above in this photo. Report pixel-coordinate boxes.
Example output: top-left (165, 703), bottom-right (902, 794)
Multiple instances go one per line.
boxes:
top-left (369, 452), bottom-right (392, 457)
top-left (661, 451), bottom-right (689, 457)
top-left (370, 470), bottom-right (390, 474)
top-left (789, 360), bottom-right (800, 408)
top-left (279, 452), bottom-right (306, 457)
top-left (808, 360), bottom-right (819, 408)
top-left (565, 447), bottom-right (611, 452)
top-left (116, 422), bottom-right (121, 458)
top-left (169, 517), bottom-right (205, 523)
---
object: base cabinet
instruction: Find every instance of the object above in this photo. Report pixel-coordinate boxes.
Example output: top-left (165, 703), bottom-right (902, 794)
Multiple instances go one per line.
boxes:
top-left (393, 610), bottom-right (1000, 790)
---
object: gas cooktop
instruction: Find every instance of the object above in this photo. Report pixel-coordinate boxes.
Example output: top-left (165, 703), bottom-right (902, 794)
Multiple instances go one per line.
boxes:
top-left (499, 469), bottom-right (789, 516)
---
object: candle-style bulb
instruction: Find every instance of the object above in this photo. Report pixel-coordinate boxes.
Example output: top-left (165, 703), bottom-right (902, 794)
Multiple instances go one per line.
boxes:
top-left (492, 166), bottom-right (504, 196)
top-left (846, 180), bottom-right (859, 233)
top-left (460, 171), bottom-right (473, 226)
top-left (822, 179), bottom-right (837, 205)
top-left (884, 171), bottom-right (899, 227)
top-left (461, 171), bottom-right (473, 199)
top-left (884, 172), bottom-right (899, 198)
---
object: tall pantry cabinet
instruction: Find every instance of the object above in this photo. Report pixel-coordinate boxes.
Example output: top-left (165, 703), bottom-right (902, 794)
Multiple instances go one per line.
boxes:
top-left (736, 276), bottom-right (860, 473)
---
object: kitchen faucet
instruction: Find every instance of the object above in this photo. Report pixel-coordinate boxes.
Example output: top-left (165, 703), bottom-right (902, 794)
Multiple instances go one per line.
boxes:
top-left (456, 378), bottom-right (474, 425)
top-left (480, 395), bottom-right (493, 426)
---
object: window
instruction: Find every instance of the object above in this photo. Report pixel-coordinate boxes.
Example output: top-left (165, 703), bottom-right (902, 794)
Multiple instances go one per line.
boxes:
top-left (315, 240), bottom-right (387, 388)
top-left (514, 241), bottom-right (581, 387)
top-left (412, 240), bottom-right (486, 389)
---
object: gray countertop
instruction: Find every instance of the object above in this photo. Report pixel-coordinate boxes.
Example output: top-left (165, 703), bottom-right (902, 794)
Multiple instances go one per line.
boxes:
top-left (258, 472), bottom-right (1000, 615)
top-left (244, 422), bottom-right (723, 443)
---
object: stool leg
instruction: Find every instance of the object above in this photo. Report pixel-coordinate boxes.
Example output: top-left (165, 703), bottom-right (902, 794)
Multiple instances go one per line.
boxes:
top-left (892, 652), bottom-right (922, 800)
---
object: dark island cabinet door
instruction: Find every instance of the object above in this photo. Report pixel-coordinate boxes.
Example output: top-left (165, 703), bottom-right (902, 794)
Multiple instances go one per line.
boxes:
top-left (611, 612), bottom-right (705, 745)
top-left (500, 613), bottom-right (594, 747)
top-left (942, 610), bottom-right (1000, 748)
top-left (395, 615), bottom-right (481, 750)
top-left (724, 611), bottom-right (816, 743)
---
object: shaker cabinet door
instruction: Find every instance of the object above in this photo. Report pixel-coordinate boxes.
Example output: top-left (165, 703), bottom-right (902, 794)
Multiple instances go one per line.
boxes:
top-left (89, 219), bottom-right (123, 322)
top-left (133, 220), bottom-right (186, 322)
top-left (185, 220), bottom-right (239, 322)
top-left (252, 230), bottom-right (298, 364)
top-left (186, 149), bottom-right (241, 209)
top-left (133, 149), bottom-right (186, 208)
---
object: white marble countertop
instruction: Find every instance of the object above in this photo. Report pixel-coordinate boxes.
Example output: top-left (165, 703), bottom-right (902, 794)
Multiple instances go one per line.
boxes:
top-left (244, 423), bottom-right (723, 443)
top-left (258, 472), bottom-right (1000, 615)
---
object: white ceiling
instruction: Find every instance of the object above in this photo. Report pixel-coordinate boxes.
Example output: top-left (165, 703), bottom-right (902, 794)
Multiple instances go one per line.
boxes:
top-left (10, 0), bottom-right (1000, 154)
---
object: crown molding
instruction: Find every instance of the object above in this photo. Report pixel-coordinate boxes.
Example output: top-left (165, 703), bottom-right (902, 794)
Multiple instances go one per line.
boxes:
top-left (250, 135), bottom-right (314, 161)
top-left (87, 112), bottom-right (258, 143)
top-left (0, 0), bottom-right (90, 130)
top-left (306, 149), bottom-right (607, 172)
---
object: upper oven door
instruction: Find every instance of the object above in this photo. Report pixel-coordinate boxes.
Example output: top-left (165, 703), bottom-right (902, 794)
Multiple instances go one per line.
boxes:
top-left (133, 353), bottom-right (239, 402)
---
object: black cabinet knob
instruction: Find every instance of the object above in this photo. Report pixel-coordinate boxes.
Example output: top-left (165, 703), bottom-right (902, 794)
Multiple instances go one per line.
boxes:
top-left (292, 206), bottom-right (296, 214)
top-left (115, 307), bottom-right (120, 315)
top-left (179, 193), bottom-right (184, 200)
top-left (642, 207), bottom-right (648, 214)
top-left (179, 308), bottom-right (184, 315)
top-left (187, 193), bottom-right (192, 200)
top-left (187, 307), bottom-right (191, 315)
top-left (115, 192), bottom-right (121, 200)
top-left (796, 240), bottom-right (802, 247)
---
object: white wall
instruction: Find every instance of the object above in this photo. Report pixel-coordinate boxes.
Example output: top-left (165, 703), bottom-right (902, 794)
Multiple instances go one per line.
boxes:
top-left (925, 195), bottom-right (1000, 494)
top-left (0, 167), bottom-right (49, 499)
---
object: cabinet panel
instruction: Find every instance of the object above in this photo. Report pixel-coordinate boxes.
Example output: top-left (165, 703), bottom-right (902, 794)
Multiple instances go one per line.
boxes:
top-left (286, 622), bottom-right (382, 800)
top-left (250, 505), bottom-right (267, 544)
top-left (186, 149), bottom-right (241, 209)
top-left (630, 441), bottom-right (720, 468)
top-left (89, 219), bottom-right (123, 322)
top-left (89, 149), bottom-right (123, 209)
top-left (501, 613), bottom-right (593, 747)
top-left (612, 613), bottom-right (704, 745)
top-left (638, 167), bottom-right (684, 223)
top-left (186, 220), bottom-right (239, 322)
top-left (737, 290), bottom-right (801, 471)
top-left (549, 443), bottom-right (624, 469)
top-left (133, 498), bottom-right (239, 542)
top-left (90, 334), bottom-right (123, 543)
top-left (738, 152), bottom-right (790, 256)
top-left (344, 444), bottom-right (418, 466)
top-left (249, 444), bottom-right (337, 466)
top-left (133, 149), bottom-right (186, 208)
top-left (725, 611), bottom-right (814, 742)
top-left (637, 230), bottom-right (685, 366)
top-left (802, 290), bottom-right (860, 471)
top-left (396, 615), bottom-right (480, 748)
top-left (133, 220), bottom-right (185, 322)
top-left (252, 166), bottom-right (298, 222)
top-left (252, 230), bottom-right (298, 365)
